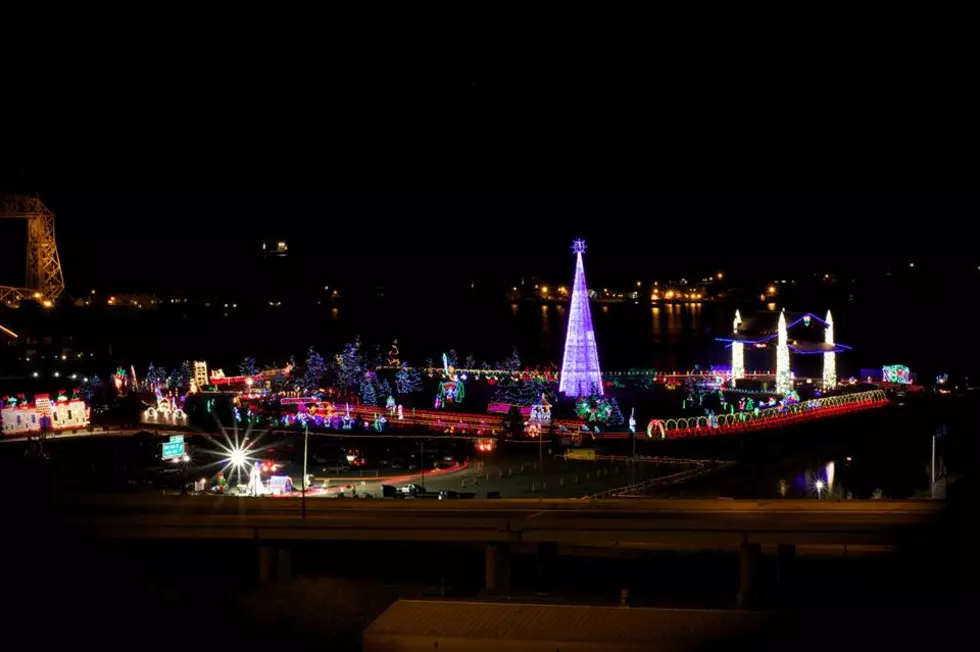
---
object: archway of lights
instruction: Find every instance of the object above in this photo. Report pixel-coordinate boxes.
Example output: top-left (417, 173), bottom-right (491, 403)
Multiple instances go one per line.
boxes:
top-left (717, 309), bottom-right (850, 394)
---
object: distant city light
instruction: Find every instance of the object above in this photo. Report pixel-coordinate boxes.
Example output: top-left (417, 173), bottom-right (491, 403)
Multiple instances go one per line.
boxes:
top-left (909, 262), bottom-right (915, 268)
top-left (717, 272), bottom-right (723, 279)
top-left (32, 371), bottom-right (39, 378)
top-left (53, 372), bottom-right (59, 377)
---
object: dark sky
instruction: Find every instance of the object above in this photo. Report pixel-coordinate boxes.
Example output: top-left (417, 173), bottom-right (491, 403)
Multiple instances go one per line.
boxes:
top-left (1, 190), bottom-right (977, 296)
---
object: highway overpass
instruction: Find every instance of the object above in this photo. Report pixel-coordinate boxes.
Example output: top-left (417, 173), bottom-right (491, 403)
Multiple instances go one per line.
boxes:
top-left (20, 496), bottom-right (944, 606)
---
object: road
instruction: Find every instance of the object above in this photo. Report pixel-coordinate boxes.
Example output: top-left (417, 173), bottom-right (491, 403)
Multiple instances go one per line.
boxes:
top-left (309, 456), bottom-right (690, 499)
top-left (23, 495), bottom-right (944, 550)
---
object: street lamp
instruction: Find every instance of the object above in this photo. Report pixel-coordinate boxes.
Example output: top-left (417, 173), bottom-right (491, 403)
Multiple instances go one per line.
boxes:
top-left (302, 422), bottom-right (309, 518)
top-left (815, 479), bottom-right (824, 499)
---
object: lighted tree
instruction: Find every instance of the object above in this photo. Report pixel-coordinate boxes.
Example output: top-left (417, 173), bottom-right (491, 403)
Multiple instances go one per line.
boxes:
top-left (81, 375), bottom-right (105, 402)
top-left (502, 347), bottom-right (521, 372)
top-left (559, 239), bottom-right (603, 397)
top-left (493, 376), bottom-right (554, 406)
top-left (446, 349), bottom-right (458, 369)
top-left (335, 336), bottom-right (365, 390)
top-left (145, 363), bottom-right (165, 389)
top-left (272, 356), bottom-right (296, 393)
top-left (378, 378), bottom-right (393, 400)
top-left (303, 347), bottom-right (327, 392)
top-left (395, 363), bottom-right (423, 394)
top-left (239, 356), bottom-right (259, 377)
top-left (177, 361), bottom-right (193, 390)
top-left (360, 378), bottom-right (379, 406)
top-left (464, 353), bottom-right (476, 370)
top-left (607, 397), bottom-right (625, 426)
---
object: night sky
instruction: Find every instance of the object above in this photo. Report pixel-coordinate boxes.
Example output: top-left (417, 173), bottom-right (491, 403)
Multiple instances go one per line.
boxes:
top-left (1, 189), bottom-right (978, 297)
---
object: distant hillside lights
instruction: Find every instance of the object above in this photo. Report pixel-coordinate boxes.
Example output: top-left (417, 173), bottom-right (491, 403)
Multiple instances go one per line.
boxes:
top-left (262, 240), bottom-right (289, 257)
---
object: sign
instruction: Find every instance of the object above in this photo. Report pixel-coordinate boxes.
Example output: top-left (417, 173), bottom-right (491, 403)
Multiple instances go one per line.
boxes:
top-left (162, 440), bottom-right (185, 460)
top-left (169, 434), bottom-right (184, 444)
top-left (565, 448), bottom-right (596, 461)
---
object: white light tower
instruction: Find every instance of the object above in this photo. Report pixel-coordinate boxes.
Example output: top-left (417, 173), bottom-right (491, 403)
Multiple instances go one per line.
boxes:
top-left (775, 309), bottom-right (791, 394)
top-left (731, 310), bottom-right (745, 381)
top-left (823, 310), bottom-right (837, 389)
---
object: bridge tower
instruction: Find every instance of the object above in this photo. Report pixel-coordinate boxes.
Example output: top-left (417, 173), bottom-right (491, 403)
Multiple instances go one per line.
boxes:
top-left (731, 309), bottom-right (745, 381)
top-left (823, 310), bottom-right (837, 388)
top-left (775, 309), bottom-right (791, 394)
top-left (559, 239), bottom-right (603, 397)
top-left (0, 195), bottom-right (65, 308)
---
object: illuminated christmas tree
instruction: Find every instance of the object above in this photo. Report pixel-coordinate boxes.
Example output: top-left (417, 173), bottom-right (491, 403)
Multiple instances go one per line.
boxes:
top-left (559, 239), bottom-right (603, 397)
top-left (823, 310), bottom-right (837, 388)
top-left (731, 310), bottom-right (745, 380)
top-left (775, 310), bottom-right (791, 394)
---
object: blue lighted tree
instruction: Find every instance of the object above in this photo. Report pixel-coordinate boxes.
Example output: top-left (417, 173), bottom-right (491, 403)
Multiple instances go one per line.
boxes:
top-left (239, 356), bottom-right (259, 377)
top-left (379, 378), bottom-right (393, 401)
top-left (502, 347), bottom-right (521, 371)
top-left (145, 363), bottom-right (165, 389)
top-left (360, 378), bottom-right (379, 406)
top-left (303, 347), bottom-right (327, 392)
top-left (176, 361), bottom-right (193, 390)
top-left (395, 363), bottom-right (423, 395)
top-left (607, 397), bottom-right (625, 426)
top-left (335, 336), bottom-right (364, 390)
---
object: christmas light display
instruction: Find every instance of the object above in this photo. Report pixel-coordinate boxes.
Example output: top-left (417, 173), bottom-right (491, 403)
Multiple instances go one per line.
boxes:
top-left (142, 392), bottom-right (188, 426)
top-left (657, 389), bottom-right (887, 439)
top-left (559, 240), bottom-right (603, 397)
top-left (823, 310), bottom-right (837, 388)
top-left (528, 394), bottom-right (552, 425)
top-left (775, 310), bottom-right (791, 394)
top-left (2, 393), bottom-right (90, 435)
top-left (575, 394), bottom-right (614, 423)
top-left (882, 364), bottom-right (911, 384)
top-left (647, 419), bottom-right (666, 439)
top-left (731, 310), bottom-right (745, 380)
top-left (436, 353), bottom-right (465, 405)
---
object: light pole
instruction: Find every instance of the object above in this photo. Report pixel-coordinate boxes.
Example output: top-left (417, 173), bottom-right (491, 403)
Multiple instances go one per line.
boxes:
top-left (815, 479), bottom-right (824, 499)
top-left (302, 422), bottom-right (309, 519)
top-left (539, 428), bottom-right (544, 482)
top-left (420, 438), bottom-right (425, 490)
top-left (629, 407), bottom-right (637, 486)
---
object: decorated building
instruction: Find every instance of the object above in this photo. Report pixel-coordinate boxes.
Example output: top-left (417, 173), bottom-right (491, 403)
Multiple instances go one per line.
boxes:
top-left (2, 392), bottom-right (90, 435)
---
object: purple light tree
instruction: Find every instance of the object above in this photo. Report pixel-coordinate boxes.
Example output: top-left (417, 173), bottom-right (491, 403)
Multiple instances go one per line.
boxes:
top-left (559, 239), bottom-right (603, 397)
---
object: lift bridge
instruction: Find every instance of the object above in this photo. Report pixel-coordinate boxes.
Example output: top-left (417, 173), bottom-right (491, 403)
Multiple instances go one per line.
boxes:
top-left (0, 195), bottom-right (64, 308)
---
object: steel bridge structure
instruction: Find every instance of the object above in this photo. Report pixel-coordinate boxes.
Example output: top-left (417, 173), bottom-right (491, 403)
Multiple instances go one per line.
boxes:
top-left (0, 195), bottom-right (64, 308)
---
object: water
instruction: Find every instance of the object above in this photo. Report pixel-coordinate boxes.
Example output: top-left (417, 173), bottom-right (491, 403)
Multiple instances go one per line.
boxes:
top-left (6, 296), bottom-right (960, 382)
